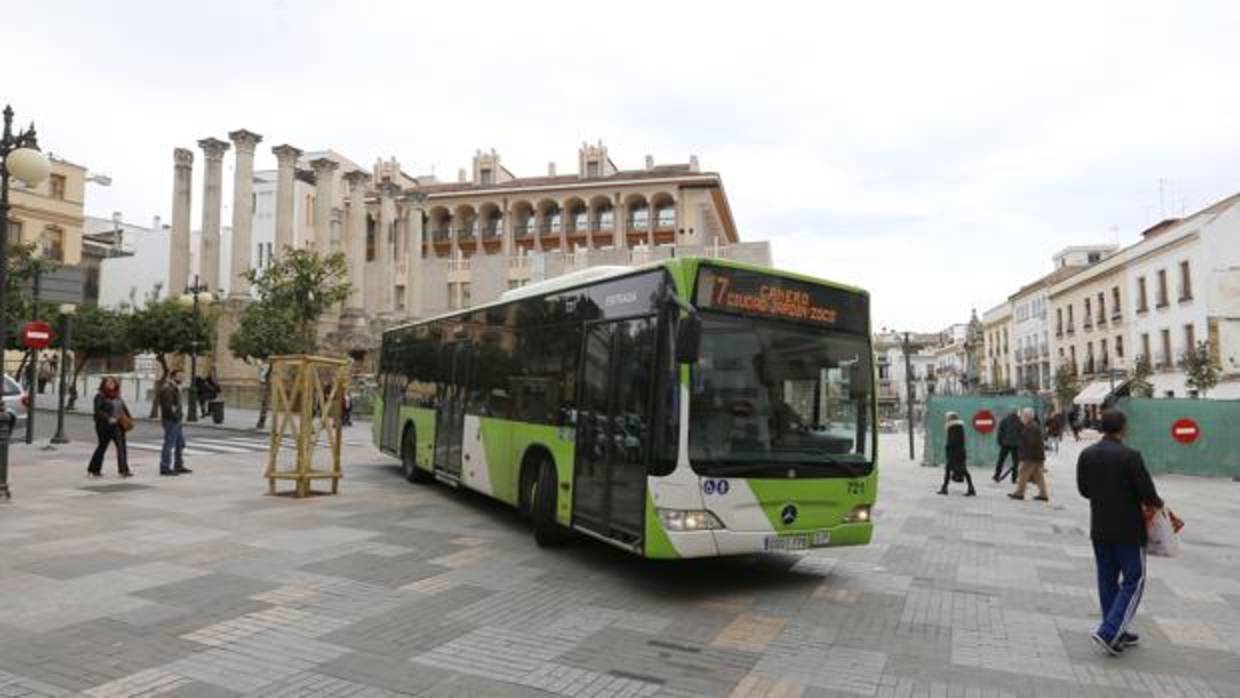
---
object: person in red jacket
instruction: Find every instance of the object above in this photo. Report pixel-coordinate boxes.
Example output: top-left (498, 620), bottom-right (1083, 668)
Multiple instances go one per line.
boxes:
top-left (1077, 408), bottom-right (1164, 656)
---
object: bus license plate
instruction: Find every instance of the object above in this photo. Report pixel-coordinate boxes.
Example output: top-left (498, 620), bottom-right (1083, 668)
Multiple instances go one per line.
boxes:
top-left (764, 531), bottom-right (829, 552)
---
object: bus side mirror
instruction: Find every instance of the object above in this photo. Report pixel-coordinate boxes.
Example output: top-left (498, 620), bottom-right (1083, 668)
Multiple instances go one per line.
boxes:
top-left (675, 314), bottom-right (703, 364)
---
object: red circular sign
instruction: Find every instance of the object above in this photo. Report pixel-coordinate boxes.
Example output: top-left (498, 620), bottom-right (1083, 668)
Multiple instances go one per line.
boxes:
top-left (972, 409), bottom-right (996, 434)
top-left (19, 321), bottom-right (53, 350)
top-left (1171, 418), bottom-right (1200, 445)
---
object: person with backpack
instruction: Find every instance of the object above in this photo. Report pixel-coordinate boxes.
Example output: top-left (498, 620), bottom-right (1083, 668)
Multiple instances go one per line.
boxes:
top-left (993, 408), bottom-right (1021, 482)
top-left (938, 411), bottom-right (976, 496)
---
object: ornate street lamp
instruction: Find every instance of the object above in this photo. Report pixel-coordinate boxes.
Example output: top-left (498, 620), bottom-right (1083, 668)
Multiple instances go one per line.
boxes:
top-left (0, 106), bottom-right (51, 500)
top-left (178, 275), bottom-right (213, 422)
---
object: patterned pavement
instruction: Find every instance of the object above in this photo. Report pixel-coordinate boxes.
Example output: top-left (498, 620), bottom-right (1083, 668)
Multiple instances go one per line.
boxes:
top-left (1, 429), bottom-right (1238, 697)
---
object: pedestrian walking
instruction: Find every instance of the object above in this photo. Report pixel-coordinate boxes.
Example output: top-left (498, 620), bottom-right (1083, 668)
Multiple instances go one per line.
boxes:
top-left (36, 357), bottom-right (53, 394)
top-left (87, 376), bottom-right (132, 478)
top-left (158, 369), bottom-right (192, 476)
top-left (993, 408), bottom-right (1021, 482)
top-left (1077, 409), bottom-right (1164, 656)
top-left (1069, 406), bottom-right (1082, 441)
top-left (938, 411), bottom-right (976, 496)
top-left (1046, 411), bottom-right (1064, 453)
top-left (1008, 407), bottom-right (1049, 501)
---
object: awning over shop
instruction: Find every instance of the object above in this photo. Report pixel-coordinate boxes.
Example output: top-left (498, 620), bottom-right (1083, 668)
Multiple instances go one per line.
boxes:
top-left (1073, 380), bottom-right (1113, 406)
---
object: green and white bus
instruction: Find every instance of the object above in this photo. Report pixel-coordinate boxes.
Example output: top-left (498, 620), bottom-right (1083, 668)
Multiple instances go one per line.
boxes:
top-left (373, 258), bottom-right (876, 558)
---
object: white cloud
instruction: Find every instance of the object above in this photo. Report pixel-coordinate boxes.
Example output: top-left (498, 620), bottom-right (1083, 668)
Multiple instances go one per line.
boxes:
top-left (10, 0), bottom-right (1240, 329)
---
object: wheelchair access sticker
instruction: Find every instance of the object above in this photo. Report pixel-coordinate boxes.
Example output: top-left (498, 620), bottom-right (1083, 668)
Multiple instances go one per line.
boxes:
top-left (702, 479), bottom-right (731, 496)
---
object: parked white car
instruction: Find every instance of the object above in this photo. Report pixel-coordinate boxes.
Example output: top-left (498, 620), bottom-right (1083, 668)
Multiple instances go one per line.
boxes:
top-left (3, 374), bottom-right (28, 423)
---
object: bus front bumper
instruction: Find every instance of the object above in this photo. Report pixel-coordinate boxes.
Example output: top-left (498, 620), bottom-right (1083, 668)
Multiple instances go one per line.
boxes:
top-left (658, 522), bottom-right (874, 558)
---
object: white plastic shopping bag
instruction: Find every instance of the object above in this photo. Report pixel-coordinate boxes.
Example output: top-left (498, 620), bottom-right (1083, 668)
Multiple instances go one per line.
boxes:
top-left (1145, 507), bottom-right (1183, 558)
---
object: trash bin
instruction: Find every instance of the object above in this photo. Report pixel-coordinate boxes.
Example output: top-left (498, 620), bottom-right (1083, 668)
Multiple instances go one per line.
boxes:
top-left (209, 400), bottom-right (225, 425)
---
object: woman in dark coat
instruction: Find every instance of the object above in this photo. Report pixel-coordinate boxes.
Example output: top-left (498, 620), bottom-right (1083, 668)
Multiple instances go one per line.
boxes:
top-left (88, 376), bottom-right (132, 478)
top-left (939, 411), bottom-right (976, 496)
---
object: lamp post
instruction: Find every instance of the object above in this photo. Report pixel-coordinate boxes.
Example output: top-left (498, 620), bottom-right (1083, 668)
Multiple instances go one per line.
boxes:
top-left (179, 275), bottom-right (211, 422)
top-left (901, 332), bottom-right (915, 460)
top-left (0, 105), bottom-right (52, 501)
top-left (50, 303), bottom-right (75, 444)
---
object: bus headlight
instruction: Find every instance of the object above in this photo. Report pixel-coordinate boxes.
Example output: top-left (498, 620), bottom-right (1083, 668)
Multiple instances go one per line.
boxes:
top-left (845, 505), bottom-right (871, 523)
top-left (658, 509), bottom-right (724, 532)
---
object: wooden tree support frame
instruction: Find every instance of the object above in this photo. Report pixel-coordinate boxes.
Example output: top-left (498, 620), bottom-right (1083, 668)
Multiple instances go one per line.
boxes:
top-left (264, 354), bottom-right (350, 498)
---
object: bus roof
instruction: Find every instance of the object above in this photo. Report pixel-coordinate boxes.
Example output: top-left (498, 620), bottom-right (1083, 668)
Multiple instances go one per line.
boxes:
top-left (385, 256), bottom-right (868, 334)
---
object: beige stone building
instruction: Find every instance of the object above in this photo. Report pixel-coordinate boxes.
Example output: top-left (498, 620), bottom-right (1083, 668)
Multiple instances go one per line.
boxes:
top-left (981, 301), bottom-right (1013, 388)
top-left (1047, 249), bottom-right (1130, 396)
top-left (6, 156), bottom-right (86, 265)
top-left (162, 136), bottom-right (768, 386)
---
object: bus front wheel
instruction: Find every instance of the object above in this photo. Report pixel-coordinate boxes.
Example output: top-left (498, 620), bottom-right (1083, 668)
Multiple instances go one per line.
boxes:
top-left (402, 430), bottom-right (431, 484)
top-left (532, 460), bottom-right (569, 547)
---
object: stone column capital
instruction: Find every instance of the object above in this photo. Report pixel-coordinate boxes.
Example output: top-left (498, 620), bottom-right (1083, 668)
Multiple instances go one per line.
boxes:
top-left (272, 144), bottom-right (303, 165)
top-left (310, 157), bottom-right (339, 174)
top-left (342, 169), bottom-right (370, 188)
top-left (228, 128), bottom-right (263, 154)
top-left (198, 137), bottom-right (230, 161)
top-left (379, 181), bottom-right (400, 198)
top-left (174, 147), bottom-right (194, 167)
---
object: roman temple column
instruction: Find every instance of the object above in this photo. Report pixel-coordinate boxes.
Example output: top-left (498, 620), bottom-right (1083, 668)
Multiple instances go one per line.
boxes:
top-left (310, 158), bottom-right (338, 253)
top-left (168, 147), bottom-right (193, 295)
top-left (342, 170), bottom-right (369, 318)
top-left (377, 182), bottom-right (398, 314)
top-left (228, 128), bottom-right (263, 298)
top-left (271, 144), bottom-right (302, 255)
top-left (197, 137), bottom-right (229, 293)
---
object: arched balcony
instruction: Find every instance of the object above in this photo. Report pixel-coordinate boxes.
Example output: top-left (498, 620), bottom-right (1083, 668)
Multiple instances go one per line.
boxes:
top-left (537, 199), bottom-right (562, 249)
top-left (564, 197), bottom-right (588, 240)
top-left (589, 196), bottom-right (615, 245)
top-left (624, 194), bottom-right (650, 246)
top-left (429, 206), bottom-right (453, 255)
top-left (511, 200), bottom-right (536, 250)
top-left (454, 204), bottom-right (478, 250)
top-left (479, 203), bottom-right (503, 249)
top-left (651, 192), bottom-right (676, 244)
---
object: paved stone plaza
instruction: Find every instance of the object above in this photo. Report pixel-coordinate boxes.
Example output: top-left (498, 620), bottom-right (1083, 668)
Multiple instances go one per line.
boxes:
top-left (1, 426), bottom-right (1238, 697)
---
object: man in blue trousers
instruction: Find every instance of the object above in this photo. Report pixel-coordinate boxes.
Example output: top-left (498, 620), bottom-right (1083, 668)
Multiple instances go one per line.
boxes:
top-left (1076, 409), bottom-right (1163, 656)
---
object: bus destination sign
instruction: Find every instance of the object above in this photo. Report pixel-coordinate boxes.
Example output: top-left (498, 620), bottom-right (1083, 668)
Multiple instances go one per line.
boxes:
top-left (694, 266), bottom-right (868, 334)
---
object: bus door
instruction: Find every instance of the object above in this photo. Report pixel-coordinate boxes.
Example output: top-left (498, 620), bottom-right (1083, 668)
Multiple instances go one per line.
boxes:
top-left (379, 371), bottom-right (403, 454)
top-left (573, 316), bottom-right (656, 545)
top-left (434, 342), bottom-right (473, 479)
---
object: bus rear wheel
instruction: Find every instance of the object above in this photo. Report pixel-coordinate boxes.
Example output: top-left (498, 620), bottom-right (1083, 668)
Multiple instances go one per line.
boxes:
top-left (402, 430), bottom-right (431, 484)
top-left (532, 460), bottom-right (569, 547)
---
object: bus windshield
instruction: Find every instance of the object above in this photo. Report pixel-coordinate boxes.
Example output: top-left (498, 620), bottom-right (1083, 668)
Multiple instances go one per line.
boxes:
top-left (688, 312), bottom-right (873, 478)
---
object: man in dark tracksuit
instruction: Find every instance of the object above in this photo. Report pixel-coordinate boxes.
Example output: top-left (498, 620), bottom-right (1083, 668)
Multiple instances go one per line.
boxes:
top-left (1077, 409), bottom-right (1163, 656)
top-left (993, 409), bottom-right (1021, 482)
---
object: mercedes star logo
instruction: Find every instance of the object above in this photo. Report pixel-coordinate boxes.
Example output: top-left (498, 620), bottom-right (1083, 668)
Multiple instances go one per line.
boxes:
top-left (780, 504), bottom-right (798, 526)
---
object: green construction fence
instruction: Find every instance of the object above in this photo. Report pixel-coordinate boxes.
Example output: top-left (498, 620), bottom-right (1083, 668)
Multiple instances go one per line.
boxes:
top-left (1112, 397), bottom-right (1240, 478)
top-left (922, 395), bottom-right (1043, 468)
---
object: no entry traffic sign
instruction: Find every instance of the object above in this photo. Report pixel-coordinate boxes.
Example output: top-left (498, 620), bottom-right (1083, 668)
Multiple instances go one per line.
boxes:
top-left (20, 321), bottom-right (53, 350)
top-left (1171, 418), bottom-right (1201, 445)
top-left (972, 409), bottom-right (996, 434)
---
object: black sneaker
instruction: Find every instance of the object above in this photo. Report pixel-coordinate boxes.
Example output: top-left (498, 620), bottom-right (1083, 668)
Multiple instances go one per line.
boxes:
top-left (1091, 632), bottom-right (1123, 657)
top-left (175, 466), bottom-right (193, 474)
top-left (964, 490), bottom-right (977, 497)
top-left (119, 471), bottom-right (133, 478)
top-left (1119, 632), bottom-right (1139, 647)
top-left (1007, 493), bottom-right (1025, 500)
top-left (160, 470), bottom-right (179, 477)
top-left (1033, 495), bottom-right (1049, 502)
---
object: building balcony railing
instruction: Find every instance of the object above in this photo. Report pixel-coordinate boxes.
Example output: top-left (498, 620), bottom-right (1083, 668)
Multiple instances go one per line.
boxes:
top-left (448, 258), bottom-right (472, 272)
top-left (1065, 324), bottom-right (1075, 335)
top-left (1083, 319), bottom-right (1093, 331)
top-left (1112, 310), bottom-right (1122, 322)
top-left (1097, 314), bottom-right (1106, 326)
top-left (591, 221), bottom-right (615, 233)
top-left (508, 256), bottom-right (532, 270)
top-left (481, 226), bottom-right (502, 240)
top-left (431, 229), bottom-right (451, 243)
top-left (514, 224), bottom-right (534, 238)
top-left (456, 227), bottom-right (476, 241)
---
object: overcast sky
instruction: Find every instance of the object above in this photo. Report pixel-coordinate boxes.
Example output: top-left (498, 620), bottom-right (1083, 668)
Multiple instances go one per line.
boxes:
top-left (12, 1), bottom-right (1240, 330)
